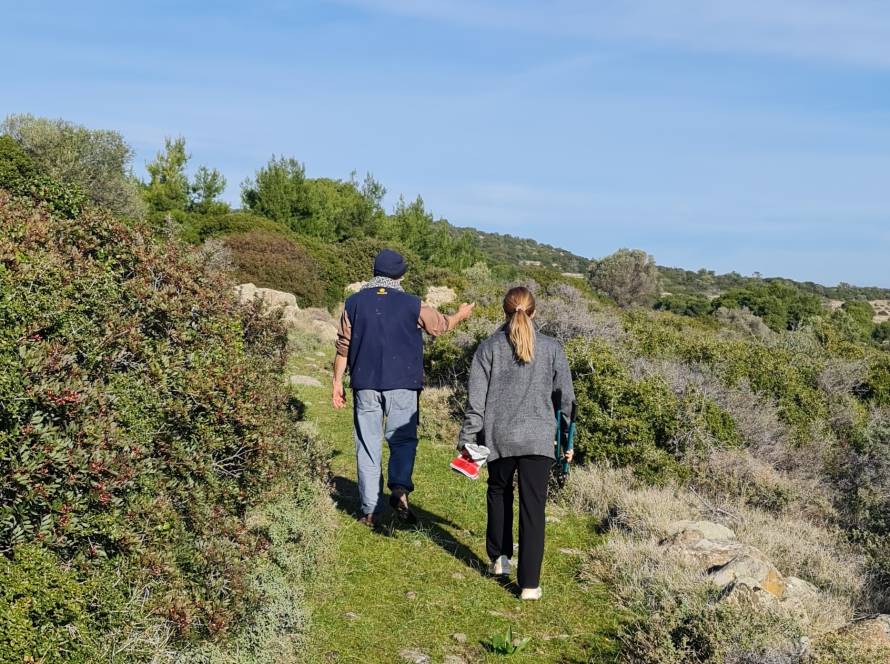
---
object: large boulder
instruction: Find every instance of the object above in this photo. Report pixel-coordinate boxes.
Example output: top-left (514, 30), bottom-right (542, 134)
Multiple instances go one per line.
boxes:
top-left (233, 283), bottom-right (297, 309)
top-left (233, 282), bottom-right (257, 304)
top-left (233, 284), bottom-right (338, 344)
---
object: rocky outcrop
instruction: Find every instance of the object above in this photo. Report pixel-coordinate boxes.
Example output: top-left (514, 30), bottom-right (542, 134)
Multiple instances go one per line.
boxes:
top-left (233, 283), bottom-right (297, 309)
top-left (232, 284), bottom-right (338, 342)
top-left (662, 520), bottom-right (820, 623)
top-left (424, 286), bottom-right (456, 308)
top-left (296, 307), bottom-right (339, 343)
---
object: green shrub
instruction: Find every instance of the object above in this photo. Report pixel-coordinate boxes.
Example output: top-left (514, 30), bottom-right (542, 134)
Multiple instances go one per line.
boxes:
top-left (0, 135), bottom-right (87, 218)
top-left (0, 545), bottom-right (110, 663)
top-left (0, 190), bottom-right (327, 651)
top-left (2, 114), bottom-right (144, 219)
top-left (587, 248), bottom-right (659, 307)
top-left (624, 311), bottom-right (826, 440)
top-left (873, 321), bottom-right (890, 347)
top-left (862, 354), bottom-right (890, 406)
top-left (837, 300), bottom-right (876, 341)
top-left (178, 211), bottom-right (292, 245)
top-left (222, 229), bottom-right (327, 307)
top-left (654, 292), bottom-right (712, 317)
top-left (710, 281), bottom-right (822, 332)
top-left (567, 339), bottom-right (740, 482)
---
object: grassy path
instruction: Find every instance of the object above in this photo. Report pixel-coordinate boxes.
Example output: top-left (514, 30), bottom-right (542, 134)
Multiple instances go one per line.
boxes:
top-left (290, 351), bottom-right (619, 663)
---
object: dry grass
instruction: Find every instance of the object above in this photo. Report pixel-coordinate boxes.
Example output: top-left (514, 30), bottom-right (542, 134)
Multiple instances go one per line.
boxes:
top-left (562, 466), bottom-right (873, 662)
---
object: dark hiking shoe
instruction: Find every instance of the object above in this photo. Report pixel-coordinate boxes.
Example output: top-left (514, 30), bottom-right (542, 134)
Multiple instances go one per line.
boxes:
top-left (389, 490), bottom-right (418, 524)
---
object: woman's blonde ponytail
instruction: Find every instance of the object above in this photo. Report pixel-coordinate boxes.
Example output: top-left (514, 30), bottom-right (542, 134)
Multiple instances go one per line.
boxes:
top-left (504, 286), bottom-right (536, 363)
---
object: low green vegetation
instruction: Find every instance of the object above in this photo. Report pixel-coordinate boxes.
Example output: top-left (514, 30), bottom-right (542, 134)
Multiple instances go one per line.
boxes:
top-left (2, 112), bottom-right (890, 661)
top-left (285, 342), bottom-right (620, 663)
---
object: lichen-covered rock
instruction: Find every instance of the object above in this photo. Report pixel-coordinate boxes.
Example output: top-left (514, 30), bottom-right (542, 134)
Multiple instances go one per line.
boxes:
top-left (720, 576), bottom-right (783, 611)
top-left (664, 519), bottom-right (736, 543)
top-left (708, 547), bottom-right (786, 598)
top-left (346, 281), bottom-right (365, 294)
top-left (664, 535), bottom-right (744, 569)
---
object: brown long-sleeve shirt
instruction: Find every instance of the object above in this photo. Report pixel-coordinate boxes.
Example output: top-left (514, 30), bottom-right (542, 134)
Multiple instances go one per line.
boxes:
top-left (335, 305), bottom-right (452, 357)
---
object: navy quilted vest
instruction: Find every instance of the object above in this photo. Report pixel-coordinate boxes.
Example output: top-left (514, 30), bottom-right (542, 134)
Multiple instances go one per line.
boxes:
top-left (345, 287), bottom-right (424, 391)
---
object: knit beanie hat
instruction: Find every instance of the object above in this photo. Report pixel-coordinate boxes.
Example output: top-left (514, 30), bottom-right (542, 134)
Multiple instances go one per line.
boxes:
top-left (373, 249), bottom-right (407, 279)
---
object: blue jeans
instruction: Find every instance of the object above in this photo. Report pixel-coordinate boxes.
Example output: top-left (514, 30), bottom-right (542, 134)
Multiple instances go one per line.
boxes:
top-left (353, 389), bottom-right (419, 515)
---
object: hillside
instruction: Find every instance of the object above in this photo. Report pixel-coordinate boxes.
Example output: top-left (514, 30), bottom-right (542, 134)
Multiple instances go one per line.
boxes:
top-left (3, 114), bottom-right (890, 662)
top-left (658, 265), bottom-right (890, 301)
top-left (460, 229), bottom-right (890, 303)
top-left (459, 226), bottom-right (591, 274)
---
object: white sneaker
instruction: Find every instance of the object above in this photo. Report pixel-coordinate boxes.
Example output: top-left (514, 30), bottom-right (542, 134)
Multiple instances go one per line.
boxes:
top-left (488, 555), bottom-right (512, 576)
top-left (520, 587), bottom-right (542, 601)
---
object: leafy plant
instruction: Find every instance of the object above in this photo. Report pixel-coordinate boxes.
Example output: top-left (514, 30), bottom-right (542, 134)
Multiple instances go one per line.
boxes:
top-left (0, 184), bottom-right (328, 654)
top-left (485, 625), bottom-right (530, 655)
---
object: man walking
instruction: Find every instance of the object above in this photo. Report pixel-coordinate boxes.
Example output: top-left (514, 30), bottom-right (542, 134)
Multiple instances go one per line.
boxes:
top-left (332, 249), bottom-right (475, 526)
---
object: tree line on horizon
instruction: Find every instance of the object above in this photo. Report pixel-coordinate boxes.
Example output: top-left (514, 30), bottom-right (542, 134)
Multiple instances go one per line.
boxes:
top-left (2, 113), bottom-right (888, 349)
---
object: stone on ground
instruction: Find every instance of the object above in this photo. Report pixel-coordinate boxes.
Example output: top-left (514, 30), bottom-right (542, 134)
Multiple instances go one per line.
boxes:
top-left (664, 519), bottom-right (736, 542)
top-left (664, 534), bottom-right (744, 569)
top-left (289, 375), bottom-right (322, 387)
top-left (708, 546), bottom-right (785, 597)
top-left (398, 648), bottom-right (431, 664)
top-left (836, 614), bottom-right (890, 649)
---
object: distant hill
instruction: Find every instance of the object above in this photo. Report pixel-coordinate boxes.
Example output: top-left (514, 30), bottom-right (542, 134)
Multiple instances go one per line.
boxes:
top-left (456, 226), bottom-right (890, 301)
top-left (658, 265), bottom-right (890, 301)
top-left (458, 226), bottom-right (591, 274)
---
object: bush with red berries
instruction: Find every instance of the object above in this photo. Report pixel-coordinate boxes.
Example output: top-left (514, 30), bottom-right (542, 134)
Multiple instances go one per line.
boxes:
top-left (0, 187), bottom-right (326, 660)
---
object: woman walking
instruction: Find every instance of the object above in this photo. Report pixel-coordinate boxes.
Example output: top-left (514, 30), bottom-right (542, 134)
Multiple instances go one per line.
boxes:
top-left (457, 286), bottom-right (575, 600)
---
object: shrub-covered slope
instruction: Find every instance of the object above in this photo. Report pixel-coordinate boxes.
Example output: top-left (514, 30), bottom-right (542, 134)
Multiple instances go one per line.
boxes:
top-left (0, 188), bottom-right (329, 661)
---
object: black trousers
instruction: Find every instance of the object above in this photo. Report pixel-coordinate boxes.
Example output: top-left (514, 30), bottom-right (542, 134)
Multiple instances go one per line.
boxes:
top-left (486, 454), bottom-right (553, 589)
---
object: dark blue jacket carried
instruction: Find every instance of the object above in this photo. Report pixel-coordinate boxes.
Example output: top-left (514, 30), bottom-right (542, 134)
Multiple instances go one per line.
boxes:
top-left (345, 286), bottom-right (424, 391)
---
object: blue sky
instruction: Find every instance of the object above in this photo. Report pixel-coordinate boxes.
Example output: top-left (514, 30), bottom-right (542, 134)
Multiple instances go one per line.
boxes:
top-left (3, 1), bottom-right (889, 286)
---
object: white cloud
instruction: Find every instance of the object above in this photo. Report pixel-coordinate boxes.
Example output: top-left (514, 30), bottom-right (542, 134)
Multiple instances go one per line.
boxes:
top-left (336, 0), bottom-right (890, 69)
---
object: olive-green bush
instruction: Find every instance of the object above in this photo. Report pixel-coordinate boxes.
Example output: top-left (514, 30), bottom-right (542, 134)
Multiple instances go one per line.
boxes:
top-left (624, 311), bottom-right (827, 440)
top-left (0, 135), bottom-right (87, 218)
top-left (178, 211), bottom-right (292, 245)
top-left (567, 339), bottom-right (740, 481)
